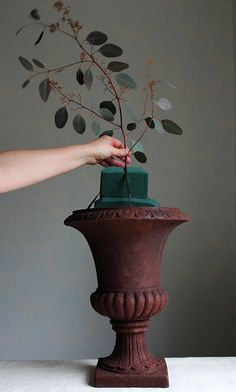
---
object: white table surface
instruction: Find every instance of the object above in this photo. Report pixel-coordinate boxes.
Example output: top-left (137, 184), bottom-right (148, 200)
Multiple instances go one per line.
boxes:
top-left (0, 357), bottom-right (235, 392)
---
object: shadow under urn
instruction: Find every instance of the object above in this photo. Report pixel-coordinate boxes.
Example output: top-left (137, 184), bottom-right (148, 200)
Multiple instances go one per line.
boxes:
top-left (64, 167), bottom-right (189, 388)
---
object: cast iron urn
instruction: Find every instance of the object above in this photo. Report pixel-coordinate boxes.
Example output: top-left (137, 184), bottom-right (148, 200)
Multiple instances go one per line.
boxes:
top-left (64, 206), bottom-right (189, 387)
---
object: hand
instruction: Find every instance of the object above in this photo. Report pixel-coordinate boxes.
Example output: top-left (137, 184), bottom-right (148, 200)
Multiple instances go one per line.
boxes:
top-left (84, 136), bottom-right (131, 167)
top-left (0, 138), bottom-right (130, 193)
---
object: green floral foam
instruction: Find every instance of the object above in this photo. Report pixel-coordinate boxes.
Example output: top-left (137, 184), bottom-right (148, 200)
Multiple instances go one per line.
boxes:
top-left (94, 167), bottom-right (160, 208)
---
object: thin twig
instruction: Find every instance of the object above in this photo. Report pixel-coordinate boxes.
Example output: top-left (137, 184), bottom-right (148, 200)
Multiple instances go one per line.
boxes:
top-left (96, 75), bottom-right (116, 97)
top-left (30, 59), bottom-right (91, 80)
top-left (52, 84), bottom-right (120, 128)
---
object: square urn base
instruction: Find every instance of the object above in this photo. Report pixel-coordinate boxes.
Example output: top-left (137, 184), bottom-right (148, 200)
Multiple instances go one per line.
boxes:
top-left (94, 357), bottom-right (169, 388)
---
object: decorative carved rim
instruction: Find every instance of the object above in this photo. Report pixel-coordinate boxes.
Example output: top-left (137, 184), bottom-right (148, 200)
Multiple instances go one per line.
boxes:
top-left (64, 207), bottom-right (189, 224)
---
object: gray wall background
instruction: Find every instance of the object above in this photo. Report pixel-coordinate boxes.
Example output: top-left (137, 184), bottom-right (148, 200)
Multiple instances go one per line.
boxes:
top-left (0, 0), bottom-right (235, 359)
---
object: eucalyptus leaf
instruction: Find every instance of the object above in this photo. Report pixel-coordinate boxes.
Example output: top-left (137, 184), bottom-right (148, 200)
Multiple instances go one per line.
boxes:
top-left (116, 73), bottom-right (137, 89)
top-left (100, 101), bottom-right (116, 115)
top-left (99, 107), bottom-right (114, 122)
top-left (98, 43), bottom-right (123, 57)
top-left (18, 56), bottom-right (33, 71)
top-left (91, 120), bottom-right (101, 136)
top-left (107, 61), bottom-right (129, 72)
top-left (86, 31), bottom-right (108, 45)
top-left (54, 106), bottom-right (68, 129)
top-left (32, 58), bottom-right (45, 68)
top-left (39, 78), bottom-right (50, 102)
top-left (153, 119), bottom-right (164, 134)
top-left (34, 30), bottom-right (44, 46)
top-left (22, 79), bottom-right (30, 89)
top-left (131, 141), bottom-right (147, 163)
top-left (162, 119), bottom-right (183, 135)
top-left (154, 98), bottom-right (172, 110)
top-left (84, 68), bottom-right (93, 90)
top-left (73, 114), bottom-right (86, 134)
top-left (76, 68), bottom-right (84, 85)
top-left (127, 123), bottom-right (136, 131)
top-left (134, 151), bottom-right (147, 163)
top-left (30, 9), bottom-right (40, 20)
top-left (145, 117), bottom-right (155, 129)
top-left (99, 130), bottom-right (114, 137)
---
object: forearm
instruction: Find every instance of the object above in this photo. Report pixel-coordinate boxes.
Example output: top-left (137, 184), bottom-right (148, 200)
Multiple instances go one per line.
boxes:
top-left (0, 136), bottom-right (130, 193)
top-left (0, 145), bottom-right (88, 193)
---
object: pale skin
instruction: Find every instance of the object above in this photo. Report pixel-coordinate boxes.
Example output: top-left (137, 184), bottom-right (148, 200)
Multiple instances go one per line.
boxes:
top-left (0, 136), bottom-right (131, 193)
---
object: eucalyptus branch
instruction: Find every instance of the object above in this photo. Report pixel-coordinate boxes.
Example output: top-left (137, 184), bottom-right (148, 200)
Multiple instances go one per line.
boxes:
top-left (95, 66), bottom-right (127, 146)
top-left (17, 3), bottom-right (183, 168)
top-left (74, 35), bottom-right (127, 148)
top-left (57, 25), bottom-right (127, 148)
top-left (128, 122), bottom-right (149, 153)
top-left (29, 59), bottom-right (91, 80)
top-left (56, 26), bottom-right (127, 147)
top-left (128, 82), bottom-right (157, 152)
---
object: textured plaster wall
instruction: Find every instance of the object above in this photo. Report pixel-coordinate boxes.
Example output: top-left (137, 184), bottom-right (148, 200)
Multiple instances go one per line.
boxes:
top-left (0, 0), bottom-right (235, 359)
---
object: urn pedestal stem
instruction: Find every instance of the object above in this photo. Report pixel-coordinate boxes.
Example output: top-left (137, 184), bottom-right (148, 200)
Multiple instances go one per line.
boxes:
top-left (64, 207), bottom-right (189, 388)
top-left (95, 319), bottom-right (169, 387)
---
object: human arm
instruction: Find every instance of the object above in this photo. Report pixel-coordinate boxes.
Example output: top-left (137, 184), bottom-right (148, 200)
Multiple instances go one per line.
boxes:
top-left (0, 136), bottom-right (131, 193)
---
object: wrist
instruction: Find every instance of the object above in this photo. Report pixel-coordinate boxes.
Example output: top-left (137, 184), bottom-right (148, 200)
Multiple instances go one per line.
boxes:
top-left (69, 143), bottom-right (94, 166)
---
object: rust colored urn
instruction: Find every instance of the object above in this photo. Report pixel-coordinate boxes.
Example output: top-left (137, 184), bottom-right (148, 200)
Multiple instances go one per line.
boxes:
top-left (64, 206), bottom-right (189, 387)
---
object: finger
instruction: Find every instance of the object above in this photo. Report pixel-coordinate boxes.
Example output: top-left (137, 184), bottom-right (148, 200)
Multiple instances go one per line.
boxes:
top-left (104, 157), bottom-right (126, 167)
top-left (116, 155), bottom-right (131, 165)
top-left (112, 147), bottom-right (130, 157)
top-left (118, 155), bottom-right (132, 164)
top-left (111, 138), bottom-right (125, 149)
top-left (99, 160), bottom-right (109, 167)
top-left (99, 158), bottom-right (124, 167)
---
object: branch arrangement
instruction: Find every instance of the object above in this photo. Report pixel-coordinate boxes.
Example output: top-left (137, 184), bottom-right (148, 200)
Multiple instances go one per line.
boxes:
top-left (17, 1), bottom-right (183, 166)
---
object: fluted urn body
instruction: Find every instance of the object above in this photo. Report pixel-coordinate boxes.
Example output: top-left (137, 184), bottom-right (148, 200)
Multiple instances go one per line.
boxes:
top-left (64, 207), bottom-right (189, 387)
